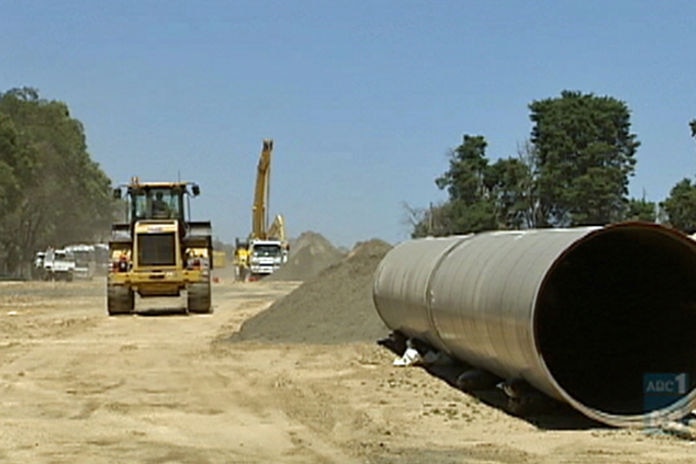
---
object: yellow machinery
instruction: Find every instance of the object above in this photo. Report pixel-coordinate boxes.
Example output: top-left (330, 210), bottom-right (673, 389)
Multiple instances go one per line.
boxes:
top-left (233, 240), bottom-right (250, 281)
top-left (212, 250), bottom-right (227, 268)
top-left (234, 139), bottom-right (289, 281)
top-left (107, 177), bottom-right (213, 315)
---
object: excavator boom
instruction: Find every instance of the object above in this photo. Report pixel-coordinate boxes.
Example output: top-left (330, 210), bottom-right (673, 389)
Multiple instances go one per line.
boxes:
top-left (252, 139), bottom-right (273, 240)
top-left (268, 214), bottom-right (286, 242)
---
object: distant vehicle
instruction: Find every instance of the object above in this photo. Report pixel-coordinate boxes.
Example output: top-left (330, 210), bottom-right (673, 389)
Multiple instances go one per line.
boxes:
top-left (33, 242), bottom-right (110, 280)
top-left (93, 243), bottom-right (110, 275)
top-left (248, 240), bottom-right (285, 277)
top-left (65, 244), bottom-right (96, 279)
top-left (33, 251), bottom-right (46, 280)
top-left (43, 248), bottom-right (76, 281)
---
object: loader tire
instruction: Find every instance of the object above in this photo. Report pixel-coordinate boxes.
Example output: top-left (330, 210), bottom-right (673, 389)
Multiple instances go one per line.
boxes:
top-left (107, 284), bottom-right (134, 316)
top-left (187, 281), bottom-right (212, 314)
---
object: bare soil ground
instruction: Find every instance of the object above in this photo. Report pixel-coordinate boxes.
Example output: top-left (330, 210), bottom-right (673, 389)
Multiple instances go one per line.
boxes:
top-left (0, 269), bottom-right (695, 462)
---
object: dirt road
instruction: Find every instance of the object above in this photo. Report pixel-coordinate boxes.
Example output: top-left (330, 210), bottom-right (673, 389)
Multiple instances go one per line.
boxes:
top-left (0, 276), bottom-right (695, 463)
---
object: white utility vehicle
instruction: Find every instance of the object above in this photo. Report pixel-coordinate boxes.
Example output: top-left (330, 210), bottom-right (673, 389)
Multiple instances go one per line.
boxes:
top-left (43, 248), bottom-right (76, 281)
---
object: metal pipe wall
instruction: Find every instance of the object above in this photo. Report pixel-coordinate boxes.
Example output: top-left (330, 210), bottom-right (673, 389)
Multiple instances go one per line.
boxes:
top-left (372, 222), bottom-right (696, 427)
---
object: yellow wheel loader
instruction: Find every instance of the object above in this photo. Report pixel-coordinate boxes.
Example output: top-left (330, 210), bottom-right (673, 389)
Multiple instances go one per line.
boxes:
top-left (107, 177), bottom-right (213, 315)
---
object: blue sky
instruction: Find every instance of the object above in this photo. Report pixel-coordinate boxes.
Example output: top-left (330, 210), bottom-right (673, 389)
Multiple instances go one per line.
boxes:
top-left (2, 1), bottom-right (695, 248)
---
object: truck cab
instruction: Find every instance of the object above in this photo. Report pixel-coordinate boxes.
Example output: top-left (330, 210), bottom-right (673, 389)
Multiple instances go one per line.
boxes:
top-left (248, 239), bottom-right (284, 277)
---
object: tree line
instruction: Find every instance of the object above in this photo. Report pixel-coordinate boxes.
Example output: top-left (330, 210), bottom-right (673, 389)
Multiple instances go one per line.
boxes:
top-left (0, 87), bottom-right (114, 276)
top-left (3, 87), bottom-right (695, 275)
top-left (410, 90), bottom-right (696, 237)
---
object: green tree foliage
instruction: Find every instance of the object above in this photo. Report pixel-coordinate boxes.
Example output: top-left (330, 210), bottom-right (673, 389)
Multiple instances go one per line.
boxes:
top-left (625, 197), bottom-right (657, 222)
top-left (661, 179), bottom-right (696, 233)
top-left (0, 87), bottom-right (114, 275)
top-left (406, 202), bottom-right (453, 238)
top-left (485, 156), bottom-right (535, 229)
top-left (660, 120), bottom-right (696, 233)
top-left (529, 90), bottom-right (640, 226)
top-left (413, 134), bottom-right (534, 236)
top-left (412, 91), bottom-right (644, 238)
top-left (433, 135), bottom-right (496, 234)
top-left (0, 114), bottom-right (23, 212)
top-left (435, 135), bottom-right (488, 202)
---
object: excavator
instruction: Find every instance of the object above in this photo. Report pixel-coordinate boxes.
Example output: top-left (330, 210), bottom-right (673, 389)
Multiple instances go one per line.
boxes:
top-left (234, 139), bottom-right (289, 281)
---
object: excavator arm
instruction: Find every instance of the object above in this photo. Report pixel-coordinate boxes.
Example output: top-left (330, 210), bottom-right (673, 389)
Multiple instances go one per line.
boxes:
top-left (251, 139), bottom-right (273, 240)
top-left (268, 214), bottom-right (286, 242)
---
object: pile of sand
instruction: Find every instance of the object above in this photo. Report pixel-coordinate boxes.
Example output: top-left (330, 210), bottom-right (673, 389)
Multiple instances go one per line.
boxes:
top-left (230, 238), bottom-right (393, 344)
top-left (266, 231), bottom-right (346, 281)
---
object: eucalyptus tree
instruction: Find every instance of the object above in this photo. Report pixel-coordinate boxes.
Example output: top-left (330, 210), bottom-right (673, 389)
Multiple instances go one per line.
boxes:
top-left (0, 87), bottom-right (114, 276)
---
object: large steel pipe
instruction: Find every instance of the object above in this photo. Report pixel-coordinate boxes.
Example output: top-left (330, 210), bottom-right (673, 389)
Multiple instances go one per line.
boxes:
top-left (373, 222), bottom-right (696, 427)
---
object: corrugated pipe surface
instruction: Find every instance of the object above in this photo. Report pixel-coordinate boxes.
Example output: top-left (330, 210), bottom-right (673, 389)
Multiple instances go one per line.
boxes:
top-left (373, 222), bottom-right (696, 427)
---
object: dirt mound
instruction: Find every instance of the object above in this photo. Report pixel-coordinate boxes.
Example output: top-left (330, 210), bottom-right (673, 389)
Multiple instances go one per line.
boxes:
top-left (230, 238), bottom-right (393, 344)
top-left (265, 231), bottom-right (346, 281)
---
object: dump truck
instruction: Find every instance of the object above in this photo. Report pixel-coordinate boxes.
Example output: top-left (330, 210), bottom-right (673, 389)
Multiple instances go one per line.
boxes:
top-left (107, 177), bottom-right (213, 315)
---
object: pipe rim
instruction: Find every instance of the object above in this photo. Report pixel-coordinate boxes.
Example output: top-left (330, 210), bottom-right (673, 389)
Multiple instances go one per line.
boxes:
top-left (534, 222), bottom-right (696, 427)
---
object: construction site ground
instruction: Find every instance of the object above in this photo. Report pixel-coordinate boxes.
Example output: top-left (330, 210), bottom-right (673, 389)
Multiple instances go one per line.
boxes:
top-left (1, 238), bottom-right (695, 463)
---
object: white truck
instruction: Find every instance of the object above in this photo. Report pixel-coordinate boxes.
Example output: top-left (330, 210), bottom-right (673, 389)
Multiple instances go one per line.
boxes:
top-left (42, 248), bottom-right (76, 281)
top-left (33, 251), bottom-right (46, 280)
top-left (65, 244), bottom-right (96, 279)
top-left (248, 239), bottom-right (285, 277)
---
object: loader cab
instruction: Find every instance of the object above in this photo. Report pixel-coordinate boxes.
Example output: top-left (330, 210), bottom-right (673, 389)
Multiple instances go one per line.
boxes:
top-left (113, 181), bottom-right (200, 224)
top-left (132, 188), bottom-right (182, 220)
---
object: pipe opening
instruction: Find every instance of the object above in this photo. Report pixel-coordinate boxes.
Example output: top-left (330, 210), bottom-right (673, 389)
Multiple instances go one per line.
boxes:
top-left (536, 225), bottom-right (696, 416)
